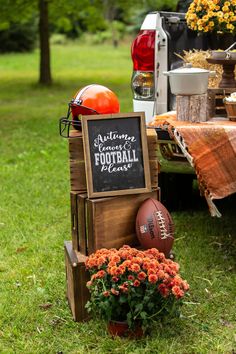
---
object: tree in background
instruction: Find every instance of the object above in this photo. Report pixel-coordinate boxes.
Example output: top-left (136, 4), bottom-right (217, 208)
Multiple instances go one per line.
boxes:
top-left (127, 0), bottom-right (178, 33)
top-left (101, 0), bottom-right (135, 47)
top-left (176, 0), bottom-right (192, 12)
top-left (39, 0), bottom-right (51, 85)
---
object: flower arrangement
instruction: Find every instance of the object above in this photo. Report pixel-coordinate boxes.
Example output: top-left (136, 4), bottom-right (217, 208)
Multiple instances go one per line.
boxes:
top-left (85, 245), bottom-right (189, 332)
top-left (186, 0), bottom-right (236, 34)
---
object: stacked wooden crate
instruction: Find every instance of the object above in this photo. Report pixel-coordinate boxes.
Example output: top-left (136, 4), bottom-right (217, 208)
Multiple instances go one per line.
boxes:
top-left (64, 128), bottom-right (159, 321)
top-left (207, 88), bottom-right (236, 118)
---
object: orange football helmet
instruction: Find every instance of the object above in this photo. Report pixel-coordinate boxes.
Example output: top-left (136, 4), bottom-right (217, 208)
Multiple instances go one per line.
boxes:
top-left (60, 84), bottom-right (120, 136)
top-left (70, 84), bottom-right (120, 118)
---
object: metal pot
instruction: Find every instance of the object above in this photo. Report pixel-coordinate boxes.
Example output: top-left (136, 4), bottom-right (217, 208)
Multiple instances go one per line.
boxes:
top-left (163, 66), bottom-right (215, 95)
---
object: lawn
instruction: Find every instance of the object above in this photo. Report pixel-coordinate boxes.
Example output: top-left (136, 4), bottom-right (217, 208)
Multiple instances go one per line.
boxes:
top-left (0, 41), bottom-right (236, 354)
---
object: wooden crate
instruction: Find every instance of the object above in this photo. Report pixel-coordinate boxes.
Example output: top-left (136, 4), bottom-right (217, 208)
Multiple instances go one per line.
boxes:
top-left (207, 88), bottom-right (236, 118)
top-left (71, 189), bottom-right (160, 255)
top-left (68, 129), bottom-right (159, 192)
top-left (64, 241), bottom-right (90, 322)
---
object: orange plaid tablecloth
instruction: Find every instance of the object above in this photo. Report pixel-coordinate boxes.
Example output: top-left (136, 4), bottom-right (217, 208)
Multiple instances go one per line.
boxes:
top-left (163, 119), bottom-right (236, 217)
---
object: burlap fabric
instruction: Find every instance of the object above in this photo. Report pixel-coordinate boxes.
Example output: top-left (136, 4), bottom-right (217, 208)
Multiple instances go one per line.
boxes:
top-left (162, 119), bottom-right (236, 217)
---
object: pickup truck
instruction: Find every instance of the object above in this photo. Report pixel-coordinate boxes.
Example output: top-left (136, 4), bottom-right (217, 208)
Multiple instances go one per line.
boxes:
top-left (130, 11), bottom-right (209, 208)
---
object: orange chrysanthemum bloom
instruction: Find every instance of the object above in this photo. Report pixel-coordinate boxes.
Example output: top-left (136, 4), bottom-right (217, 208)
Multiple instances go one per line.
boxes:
top-left (103, 290), bottom-right (110, 297)
top-left (147, 268), bottom-right (156, 276)
top-left (108, 266), bottom-right (118, 276)
top-left (130, 263), bottom-right (141, 273)
top-left (108, 260), bottom-right (117, 268)
top-left (133, 256), bottom-right (143, 265)
top-left (119, 282), bottom-right (129, 293)
top-left (172, 276), bottom-right (182, 287)
top-left (110, 255), bottom-right (121, 263)
top-left (122, 260), bottom-right (132, 268)
top-left (158, 283), bottom-right (170, 297)
top-left (133, 279), bottom-right (141, 287)
top-left (119, 285), bottom-right (129, 293)
top-left (96, 270), bottom-right (106, 278)
top-left (182, 280), bottom-right (190, 291)
top-left (172, 285), bottom-right (185, 299)
top-left (112, 276), bottom-right (119, 282)
top-left (116, 265), bottom-right (125, 275)
top-left (86, 258), bottom-right (96, 268)
top-left (119, 251), bottom-right (130, 259)
top-left (145, 248), bottom-right (160, 258)
top-left (148, 274), bottom-right (158, 284)
top-left (148, 260), bottom-right (159, 269)
top-left (157, 252), bottom-right (166, 262)
top-left (111, 288), bottom-right (119, 296)
top-left (138, 271), bottom-right (147, 281)
top-left (142, 260), bottom-right (150, 270)
top-left (157, 270), bottom-right (165, 280)
top-left (96, 256), bottom-right (107, 267)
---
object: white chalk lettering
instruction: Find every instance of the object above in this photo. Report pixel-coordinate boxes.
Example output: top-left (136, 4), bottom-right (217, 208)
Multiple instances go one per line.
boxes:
top-left (93, 131), bottom-right (139, 174)
top-left (116, 151), bottom-right (122, 163)
top-left (100, 153), bottom-right (105, 165)
top-left (94, 153), bottom-right (100, 166)
top-left (122, 150), bottom-right (128, 162)
top-left (105, 152), bottom-right (111, 164)
top-left (93, 131), bottom-right (136, 147)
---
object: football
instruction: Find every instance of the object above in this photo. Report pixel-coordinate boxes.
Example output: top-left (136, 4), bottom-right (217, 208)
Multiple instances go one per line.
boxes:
top-left (135, 198), bottom-right (174, 257)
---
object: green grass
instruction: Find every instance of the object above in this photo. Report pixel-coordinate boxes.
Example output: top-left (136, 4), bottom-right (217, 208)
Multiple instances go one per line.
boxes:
top-left (0, 41), bottom-right (236, 354)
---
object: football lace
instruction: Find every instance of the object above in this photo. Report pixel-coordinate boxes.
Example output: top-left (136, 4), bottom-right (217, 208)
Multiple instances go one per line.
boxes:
top-left (155, 211), bottom-right (173, 240)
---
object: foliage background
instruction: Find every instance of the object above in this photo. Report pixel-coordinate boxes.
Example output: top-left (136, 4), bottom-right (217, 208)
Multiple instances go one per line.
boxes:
top-left (0, 0), bottom-right (179, 53)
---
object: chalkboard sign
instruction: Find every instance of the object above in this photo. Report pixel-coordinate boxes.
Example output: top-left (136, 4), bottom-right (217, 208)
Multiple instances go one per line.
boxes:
top-left (82, 112), bottom-right (151, 198)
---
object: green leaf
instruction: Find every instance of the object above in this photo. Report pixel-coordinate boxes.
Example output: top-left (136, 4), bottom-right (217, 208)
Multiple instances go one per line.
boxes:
top-left (148, 302), bottom-right (154, 310)
top-left (127, 312), bottom-right (132, 327)
top-left (140, 311), bottom-right (147, 320)
top-left (134, 303), bottom-right (143, 313)
top-left (119, 294), bottom-right (128, 304)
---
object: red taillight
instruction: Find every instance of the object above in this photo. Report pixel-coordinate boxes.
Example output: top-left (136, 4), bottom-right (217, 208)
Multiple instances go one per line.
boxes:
top-left (131, 30), bottom-right (155, 71)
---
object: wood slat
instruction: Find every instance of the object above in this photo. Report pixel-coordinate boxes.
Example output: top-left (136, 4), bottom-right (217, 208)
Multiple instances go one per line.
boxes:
top-left (86, 190), bottom-right (160, 254)
top-left (64, 241), bottom-right (90, 322)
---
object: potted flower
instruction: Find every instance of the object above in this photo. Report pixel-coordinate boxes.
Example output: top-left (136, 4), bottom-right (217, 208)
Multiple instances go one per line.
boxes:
top-left (85, 245), bottom-right (189, 337)
top-left (186, 0), bottom-right (236, 50)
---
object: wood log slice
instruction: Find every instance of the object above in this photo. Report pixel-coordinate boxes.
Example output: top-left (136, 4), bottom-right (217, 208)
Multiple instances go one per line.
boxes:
top-left (176, 93), bottom-right (208, 122)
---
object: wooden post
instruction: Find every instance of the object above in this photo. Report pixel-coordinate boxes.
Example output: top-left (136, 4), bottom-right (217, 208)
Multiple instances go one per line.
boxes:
top-left (176, 93), bottom-right (208, 122)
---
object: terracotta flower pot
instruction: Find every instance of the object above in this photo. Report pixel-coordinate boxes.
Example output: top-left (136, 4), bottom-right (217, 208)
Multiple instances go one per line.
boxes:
top-left (107, 320), bottom-right (144, 338)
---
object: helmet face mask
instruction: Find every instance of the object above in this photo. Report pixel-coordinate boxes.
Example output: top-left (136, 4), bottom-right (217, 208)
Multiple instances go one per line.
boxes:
top-left (70, 102), bottom-right (98, 117)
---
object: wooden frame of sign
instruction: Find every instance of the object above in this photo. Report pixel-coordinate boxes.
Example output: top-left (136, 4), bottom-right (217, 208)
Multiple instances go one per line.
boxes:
top-left (82, 112), bottom-right (151, 198)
